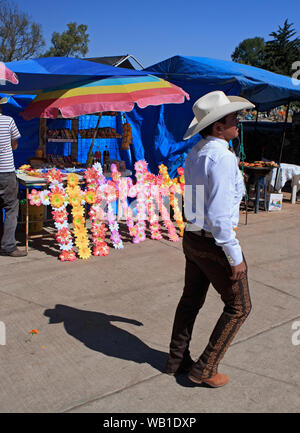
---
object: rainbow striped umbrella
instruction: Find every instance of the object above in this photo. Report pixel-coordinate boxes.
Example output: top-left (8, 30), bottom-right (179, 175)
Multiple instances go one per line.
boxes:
top-left (0, 62), bottom-right (18, 84)
top-left (21, 75), bottom-right (189, 119)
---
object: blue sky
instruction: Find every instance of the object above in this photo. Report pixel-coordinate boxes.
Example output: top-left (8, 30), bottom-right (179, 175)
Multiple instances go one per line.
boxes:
top-left (18, 0), bottom-right (300, 68)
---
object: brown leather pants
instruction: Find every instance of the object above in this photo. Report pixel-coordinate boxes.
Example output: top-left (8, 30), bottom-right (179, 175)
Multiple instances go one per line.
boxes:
top-left (166, 230), bottom-right (251, 379)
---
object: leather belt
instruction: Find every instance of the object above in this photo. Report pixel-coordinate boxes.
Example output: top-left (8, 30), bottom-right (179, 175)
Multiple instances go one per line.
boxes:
top-left (196, 229), bottom-right (214, 238)
top-left (186, 226), bottom-right (214, 239)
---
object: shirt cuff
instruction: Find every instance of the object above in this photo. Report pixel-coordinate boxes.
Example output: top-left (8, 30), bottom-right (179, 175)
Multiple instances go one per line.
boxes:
top-left (222, 244), bottom-right (243, 266)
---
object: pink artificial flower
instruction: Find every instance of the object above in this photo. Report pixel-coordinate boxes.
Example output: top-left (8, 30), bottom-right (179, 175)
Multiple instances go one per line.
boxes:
top-left (52, 210), bottom-right (68, 225)
top-left (136, 172), bottom-right (144, 183)
top-left (56, 228), bottom-right (72, 244)
top-left (135, 160), bottom-right (148, 172)
top-left (28, 189), bottom-right (42, 206)
top-left (151, 232), bottom-right (163, 240)
top-left (46, 168), bottom-right (63, 185)
top-left (84, 167), bottom-right (98, 184)
top-left (59, 250), bottom-right (76, 262)
top-left (93, 244), bottom-right (109, 256)
top-left (110, 231), bottom-right (121, 244)
top-left (137, 231), bottom-right (146, 242)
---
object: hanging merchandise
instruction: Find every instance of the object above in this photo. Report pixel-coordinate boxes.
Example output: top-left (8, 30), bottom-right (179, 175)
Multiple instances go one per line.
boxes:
top-left (121, 113), bottom-right (133, 150)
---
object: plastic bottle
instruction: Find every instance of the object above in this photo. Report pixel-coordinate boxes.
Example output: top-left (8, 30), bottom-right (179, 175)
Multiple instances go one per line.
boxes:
top-left (103, 146), bottom-right (109, 164)
top-left (96, 151), bottom-right (101, 163)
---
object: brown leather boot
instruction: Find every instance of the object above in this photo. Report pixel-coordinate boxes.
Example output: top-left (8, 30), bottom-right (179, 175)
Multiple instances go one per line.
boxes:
top-left (188, 372), bottom-right (229, 388)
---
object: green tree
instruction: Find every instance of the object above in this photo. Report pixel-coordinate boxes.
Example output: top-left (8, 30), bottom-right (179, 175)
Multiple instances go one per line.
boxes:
top-left (0, 0), bottom-right (45, 62)
top-left (231, 37), bottom-right (265, 67)
top-left (44, 22), bottom-right (89, 57)
top-left (262, 19), bottom-right (300, 76)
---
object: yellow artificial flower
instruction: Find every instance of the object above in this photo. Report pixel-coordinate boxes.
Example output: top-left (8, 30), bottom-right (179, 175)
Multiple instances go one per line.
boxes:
top-left (74, 225), bottom-right (88, 236)
top-left (67, 173), bottom-right (79, 187)
top-left (75, 232), bottom-right (90, 244)
top-left (73, 214), bottom-right (85, 228)
top-left (78, 246), bottom-right (91, 260)
top-left (71, 205), bottom-right (85, 216)
top-left (50, 192), bottom-right (65, 209)
top-left (67, 185), bottom-right (81, 197)
top-left (68, 194), bottom-right (82, 208)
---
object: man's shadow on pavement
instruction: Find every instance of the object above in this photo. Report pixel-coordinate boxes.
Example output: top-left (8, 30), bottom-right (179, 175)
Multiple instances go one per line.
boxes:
top-left (44, 304), bottom-right (167, 373)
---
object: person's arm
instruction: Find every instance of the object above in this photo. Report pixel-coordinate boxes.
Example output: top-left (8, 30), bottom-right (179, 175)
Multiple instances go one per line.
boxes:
top-left (207, 154), bottom-right (245, 279)
top-left (10, 119), bottom-right (21, 150)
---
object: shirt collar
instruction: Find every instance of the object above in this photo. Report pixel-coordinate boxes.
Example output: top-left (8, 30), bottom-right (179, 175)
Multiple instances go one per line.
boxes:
top-left (205, 136), bottom-right (229, 149)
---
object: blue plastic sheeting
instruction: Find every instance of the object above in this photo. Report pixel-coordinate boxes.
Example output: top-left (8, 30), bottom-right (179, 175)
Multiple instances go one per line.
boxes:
top-left (145, 56), bottom-right (300, 111)
top-left (1, 57), bottom-right (147, 94)
top-left (126, 77), bottom-right (241, 177)
top-left (1, 94), bottom-right (40, 168)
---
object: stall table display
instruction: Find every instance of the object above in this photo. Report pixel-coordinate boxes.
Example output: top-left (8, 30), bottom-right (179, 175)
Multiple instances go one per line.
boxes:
top-left (239, 161), bottom-right (278, 213)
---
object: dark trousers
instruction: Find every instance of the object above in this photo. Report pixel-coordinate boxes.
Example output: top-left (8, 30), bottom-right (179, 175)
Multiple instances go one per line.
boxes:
top-left (166, 230), bottom-right (252, 379)
top-left (0, 172), bottom-right (19, 253)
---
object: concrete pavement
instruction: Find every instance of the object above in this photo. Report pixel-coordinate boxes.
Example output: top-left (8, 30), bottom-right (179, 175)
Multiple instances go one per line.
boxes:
top-left (0, 197), bottom-right (300, 413)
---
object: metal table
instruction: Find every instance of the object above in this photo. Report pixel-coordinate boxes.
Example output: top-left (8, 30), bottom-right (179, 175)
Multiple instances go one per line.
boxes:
top-left (243, 166), bottom-right (273, 213)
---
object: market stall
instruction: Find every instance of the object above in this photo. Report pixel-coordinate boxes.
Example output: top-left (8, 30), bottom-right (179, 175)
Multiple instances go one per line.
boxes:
top-left (1, 58), bottom-right (189, 258)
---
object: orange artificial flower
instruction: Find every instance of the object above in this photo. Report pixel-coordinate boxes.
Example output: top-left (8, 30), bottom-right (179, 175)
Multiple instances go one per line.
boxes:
top-left (50, 192), bottom-right (65, 209)
top-left (85, 190), bottom-right (96, 205)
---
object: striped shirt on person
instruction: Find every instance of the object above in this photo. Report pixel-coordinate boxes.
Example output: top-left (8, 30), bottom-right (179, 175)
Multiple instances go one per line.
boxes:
top-left (0, 114), bottom-right (21, 173)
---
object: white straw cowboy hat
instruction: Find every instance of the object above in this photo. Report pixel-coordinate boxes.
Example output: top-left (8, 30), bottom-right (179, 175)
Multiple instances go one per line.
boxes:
top-left (183, 90), bottom-right (255, 140)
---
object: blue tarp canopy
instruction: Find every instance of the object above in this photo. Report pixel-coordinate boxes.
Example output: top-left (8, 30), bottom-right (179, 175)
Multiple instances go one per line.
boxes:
top-left (4, 55), bottom-right (300, 177)
top-left (1, 57), bottom-right (147, 94)
top-left (145, 56), bottom-right (300, 111)
top-left (121, 55), bottom-right (300, 176)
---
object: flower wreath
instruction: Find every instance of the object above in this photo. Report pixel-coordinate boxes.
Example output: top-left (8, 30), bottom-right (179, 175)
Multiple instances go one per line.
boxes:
top-left (66, 173), bottom-right (91, 260)
top-left (47, 169), bottom-right (76, 261)
top-left (86, 164), bottom-right (110, 256)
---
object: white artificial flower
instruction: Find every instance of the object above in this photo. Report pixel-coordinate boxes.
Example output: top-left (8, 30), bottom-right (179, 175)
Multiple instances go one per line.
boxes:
top-left (40, 190), bottom-right (50, 205)
top-left (93, 162), bottom-right (103, 175)
top-left (60, 241), bottom-right (74, 251)
top-left (54, 220), bottom-right (69, 230)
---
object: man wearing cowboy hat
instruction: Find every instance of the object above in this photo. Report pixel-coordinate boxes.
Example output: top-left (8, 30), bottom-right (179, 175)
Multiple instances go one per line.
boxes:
top-left (0, 97), bottom-right (27, 257)
top-left (165, 91), bottom-right (254, 387)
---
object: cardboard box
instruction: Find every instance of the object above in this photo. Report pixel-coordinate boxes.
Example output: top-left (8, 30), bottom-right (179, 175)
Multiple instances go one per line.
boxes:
top-left (268, 193), bottom-right (283, 211)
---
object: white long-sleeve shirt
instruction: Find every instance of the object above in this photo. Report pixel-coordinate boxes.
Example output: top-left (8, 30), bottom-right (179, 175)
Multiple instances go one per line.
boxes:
top-left (184, 136), bottom-right (245, 266)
